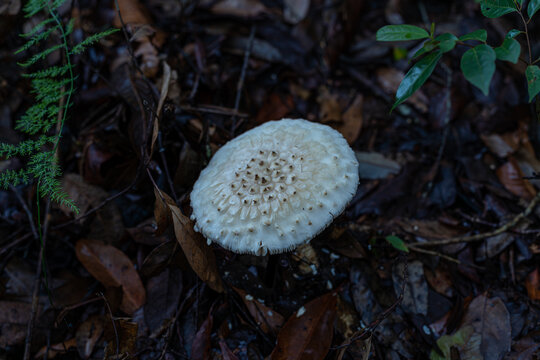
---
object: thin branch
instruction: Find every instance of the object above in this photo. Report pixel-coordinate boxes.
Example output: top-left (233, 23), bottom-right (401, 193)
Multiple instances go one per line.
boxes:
top-left (409, 192), bottom-right (540, 247)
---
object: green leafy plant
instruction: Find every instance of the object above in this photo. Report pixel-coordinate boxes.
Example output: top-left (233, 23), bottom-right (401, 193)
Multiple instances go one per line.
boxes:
top-left (0, 0), bottom-right (117, 212)
top-left (376, 0), bottom-right (540, 110)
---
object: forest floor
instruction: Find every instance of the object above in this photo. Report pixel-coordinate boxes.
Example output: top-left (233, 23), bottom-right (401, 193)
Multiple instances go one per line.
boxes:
top-left (1, 0), bottom-right (540, 359)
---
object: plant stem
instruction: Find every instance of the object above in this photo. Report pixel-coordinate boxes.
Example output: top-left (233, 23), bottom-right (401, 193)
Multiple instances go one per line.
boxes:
top-left (517, 9), bottom-right (532, 64)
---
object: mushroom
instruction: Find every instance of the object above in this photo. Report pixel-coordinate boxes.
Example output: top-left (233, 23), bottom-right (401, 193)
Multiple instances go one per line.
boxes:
top-left (190, 118), bottom-right (359, 256)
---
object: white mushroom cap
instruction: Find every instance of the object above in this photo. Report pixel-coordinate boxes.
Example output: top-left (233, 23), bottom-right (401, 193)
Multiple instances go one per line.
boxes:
top-left (190, 118), bottom-right (359, 255)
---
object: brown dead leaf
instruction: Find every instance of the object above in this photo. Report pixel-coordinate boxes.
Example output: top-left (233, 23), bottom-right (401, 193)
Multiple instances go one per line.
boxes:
top-left (294, 244), bottom-right (319, 275)
top-left (76, 315), bottom-right (104, 359)
top-left (526, 268), bottom-right (540, 300)
top-left (234, 287), bottom-right (285, 334)
top-left (114, 0), bottom-right (152, 26)
top-left (75, 239), bottom-right (146, 314)
top-left (219, 339), bottom-right (240, 360)
top-left (254, 93), bottom-right (294, 125)
top-left (338, 94), bottom-right (363, 144)
top-left (270, 292), bottom-right (338, 360)
top-left (317, 87), bottom-right (342, 123)
top-left (496, 158), bottom-right (536, 200)
top-left (169, 204), bottom-right (224, 293)
top-left (0, 301), bottom-right (39, 347)
top-left (154, 187), bottom-right (175, 235)
top-left (61, 174), bottom-right (124, 244)
top-left (192, 307), bottom-right (214, 360)
top-left (209, 0), bottom-right (269, 17)
top-left (104, 319), bottom-right (137, 359)
top-left (34, 338), bottom-right (77, 359)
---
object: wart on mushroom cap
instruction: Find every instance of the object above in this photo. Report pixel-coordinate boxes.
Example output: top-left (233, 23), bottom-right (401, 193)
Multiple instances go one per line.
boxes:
top-left (190, 118), bottom-right (359, 256)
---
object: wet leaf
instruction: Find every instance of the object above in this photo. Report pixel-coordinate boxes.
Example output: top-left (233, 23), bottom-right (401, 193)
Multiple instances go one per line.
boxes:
top-left (526, 65), bottom-right (540, 102)
top-left (355, 152), bottom-right (401, 180)
top-left (462, 295), bottom-right (511, 359)
top-left (168, 204), bottom-right (224, 293)
top-left (270, 292), bottom-right (338, 360)
top-left (480, 0), bottom-right (517, 18)
top-left (144, 268), bottom-right (183, 333)
top-left (75, 239), bottom-right (146, 314)
top-left (393, 260), bottom-right (428, 316)
top-left (76, 315), bottom-right (104, 359)
top-left (234, 287), bottom-right (285, 334)
top-left (192, 307), bottom-right (213, 360)
top-left (496, 158), bottom-right (536, 200)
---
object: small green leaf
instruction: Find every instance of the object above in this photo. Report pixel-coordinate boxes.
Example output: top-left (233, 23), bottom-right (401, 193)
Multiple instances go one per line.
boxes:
top-left (385, 235), bottom-right (409, 252)
top-left (460, 44), bottom-right (496, 95)
top-left (376, 25), bottom-right (430, 41)
top-left (528, 0), bottom-right (540, 18)
top-left (459, 29), bottom-right (487, 42)
top-left (480, 0), bottom-right (518, 18)
top-left (494, 38), bottom-right (520, 63)
top-left (435, 33), bottom-right (458, 53)
top-left (506, 29), bottom-right (522, 38)
top-left (392, 51), bottom-right (442, 110)
top-left (393, 47), bottom-right (408, 61)
top-left (526, 65), bottom-right (540, 102)
top-left (412, 40), bottom-right (436, 59)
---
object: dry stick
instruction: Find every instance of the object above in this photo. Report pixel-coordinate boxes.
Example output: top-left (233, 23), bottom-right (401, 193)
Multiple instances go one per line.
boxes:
top-left (98, 292), bottom-right (120, 358)
top-left (231, 25), bottom-right (256, 136)
top-left (23, 199), bottom-right (51, 360)
top-left (408, 246), bottom-right (461, 264)
top-left (409, 191), bottom-right (540, 248)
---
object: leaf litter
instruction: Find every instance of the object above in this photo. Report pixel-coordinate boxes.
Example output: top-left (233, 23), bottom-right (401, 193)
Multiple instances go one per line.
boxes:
top-left (1, 0), bottom-right (540, 359)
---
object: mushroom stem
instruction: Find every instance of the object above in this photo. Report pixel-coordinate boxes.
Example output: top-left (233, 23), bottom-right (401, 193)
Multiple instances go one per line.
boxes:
top-left (264, 254), bottom-right (280, 288)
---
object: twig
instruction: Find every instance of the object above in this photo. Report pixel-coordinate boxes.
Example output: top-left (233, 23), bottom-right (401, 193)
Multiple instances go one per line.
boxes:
top-left (409, 192), bottom-right (540, 247)
top-left (180, 104), bottom-right (249, 117)
top-left (98, 292), bottom-right (120, 358)
top-left (231, 25), bottom-right (255, 136)
top-left (407, 246), bottom-right (460, 264)
top-left (23, 198), bottom-right (51, 360)
top-left (10, 186), bottom-right (38, 240)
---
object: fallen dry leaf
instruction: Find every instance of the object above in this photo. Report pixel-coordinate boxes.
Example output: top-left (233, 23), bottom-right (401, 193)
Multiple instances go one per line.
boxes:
top-left (104, 319), bottom-right (137, 359)
top-left (168, 204), bottom-right (225, 293)
top-left (191, 307), bottom-right (214, 360)
top-left (496, 157), bottom-right (536, 200)
top-left (526, 268), bottom-right (540, 300)
top-left (270, 292), bottom-right (338, 360)
top-left (34, 338), bottom-right (77, 359)
top-left (154, 187), bottom-right (175, 235)
top-left (317, 87), bottom-right (342, 123)
top-left (76, 315), bottom-right (104, 359)
top-left (254, 93), bottom-right (294, 125)
top-left (75, 239), bottom-right (146, 314)
top-left (234, 287), bottom-right (285, 334)
top-left (338, 94), bottom-right (363, 144)
top-left (209, 0), bottom-right (269, 17)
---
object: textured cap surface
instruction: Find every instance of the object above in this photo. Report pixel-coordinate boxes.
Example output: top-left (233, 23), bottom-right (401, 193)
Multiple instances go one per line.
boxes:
top-left (190, 118), bottom-right (359, 255)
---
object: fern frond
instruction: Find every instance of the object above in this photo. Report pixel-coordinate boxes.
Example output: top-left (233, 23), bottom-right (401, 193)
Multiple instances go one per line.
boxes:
top-left (0, 136), bottom-right (55, 159)
top-left (15, 24), bottom-right (61, 54)
top-left (0, 168), bottom-right (31, 189)
top-left (70, 28), bottom-right (119, 55)
top-left (16, 103), bottom-right (59, 134)
top-left (18, 43), bottom-right (63, 67)
top-left (23, 0), bottom-right (48, 17)
top-left (22, 65), bottom-right (70, 78)
top-left (20, 18), bottom-right (55, 38)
